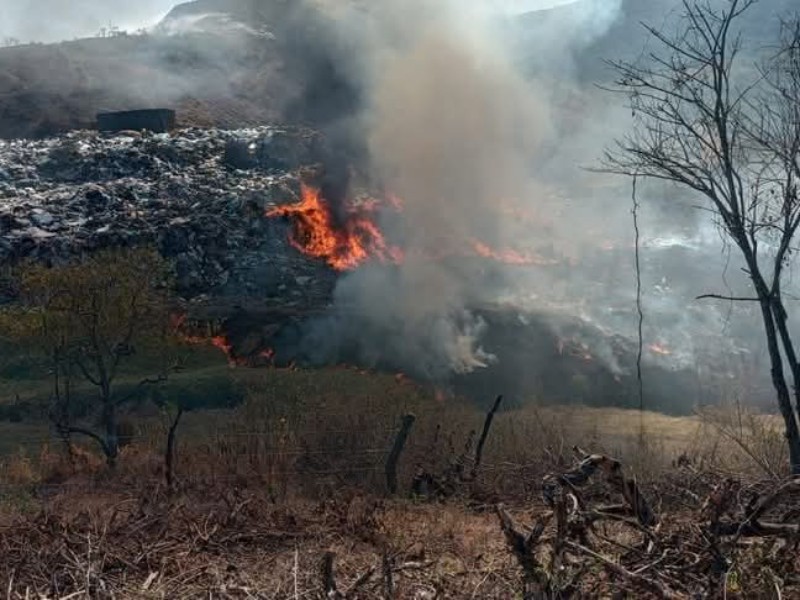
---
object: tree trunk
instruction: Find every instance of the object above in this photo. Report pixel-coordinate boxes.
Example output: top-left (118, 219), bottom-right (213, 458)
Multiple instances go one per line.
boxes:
top-left (385, 414), bottom-right (416, 495)
top-left (103, 399), bottom-right (119, 468)
top-left (770, 297), bottom-right (800, 415)
top-left (757, 299), bottom-right (800, 474)
top-left (165, 406), bottom-right (184, 492)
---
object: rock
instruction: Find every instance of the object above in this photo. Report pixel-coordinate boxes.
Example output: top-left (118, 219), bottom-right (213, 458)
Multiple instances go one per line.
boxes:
top-left (0, 213), bottom-right (22, 232)
top-left (84, 187), bottom-right (110, 210)
top-left (25, 227), bottom-right (56, 239)
top-left (256, 129), bottom-right (322, 171)
top-left (30, 209), bottom-right (54, 227)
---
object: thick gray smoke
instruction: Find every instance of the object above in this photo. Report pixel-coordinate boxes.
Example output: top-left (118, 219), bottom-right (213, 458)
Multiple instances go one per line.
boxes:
top-left (299, 0), bottom-right (794, 394)
top-left (300, 0), bottom-right (632, 379)
top-left (5, 0), bottom-right (791, 399)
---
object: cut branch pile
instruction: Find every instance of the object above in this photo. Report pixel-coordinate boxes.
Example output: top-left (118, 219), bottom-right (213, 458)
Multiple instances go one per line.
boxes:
top-left (498, 447), bottom-right (800, 598)
top-left (0, 488), bottom-right (321, 598)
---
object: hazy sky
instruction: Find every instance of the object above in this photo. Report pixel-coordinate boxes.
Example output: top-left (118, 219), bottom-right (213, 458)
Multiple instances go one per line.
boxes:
top-left (492, 0), bottom-right (580, 13)
top-left (0, 0), bottom-right (177, 43)
top-left (0, 0), bottom-right (581, 44)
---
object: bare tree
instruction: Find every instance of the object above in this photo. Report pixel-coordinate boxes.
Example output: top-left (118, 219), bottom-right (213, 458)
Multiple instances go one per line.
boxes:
top-left (604, 0), bottom-right (800, 472)
top-left (0, 248), bottom-right (176, 467)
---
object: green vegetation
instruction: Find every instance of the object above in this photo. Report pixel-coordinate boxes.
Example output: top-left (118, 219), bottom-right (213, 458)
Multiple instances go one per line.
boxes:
top-left (0, 248), bottom-right (178, 466)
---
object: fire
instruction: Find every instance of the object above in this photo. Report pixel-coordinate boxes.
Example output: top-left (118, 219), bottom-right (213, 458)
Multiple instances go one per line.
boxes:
top-left (648, 343), bottom-right (672, 356)
top-left (265, 184), bottom-right (403, 271)
top-left (191, 333), bottom-right (244, 367)
top-left (197, 335), bottom-right (276, 367)
top-left (265, 184), bottom-right (559, 270)
top-left (469, 239), bottom-right (558, 266)
top-left (171, 312), bottom-right (275, 367)
top-left (557, 336), bottom-right (594, 361)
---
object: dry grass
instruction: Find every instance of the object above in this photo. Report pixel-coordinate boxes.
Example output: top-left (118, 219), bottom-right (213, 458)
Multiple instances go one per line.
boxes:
top-left (0, 368), bottom-right (795, 597)
top-left (0, 455), bottom-right (797, 598)
top-left (0, 367), bottom-right (789, 498)
top-left (0, 484), bottom-right (525, 599)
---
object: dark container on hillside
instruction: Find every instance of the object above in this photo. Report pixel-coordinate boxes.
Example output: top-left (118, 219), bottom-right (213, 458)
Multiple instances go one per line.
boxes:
top-left (96, 109), bottom-right (176, 133)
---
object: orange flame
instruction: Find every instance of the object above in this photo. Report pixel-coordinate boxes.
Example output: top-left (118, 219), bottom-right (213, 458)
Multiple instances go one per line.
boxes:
top-left (266, 184), bottom-right (403, 271)
top-left (197, 335), bottom-right (276, 367)
top-left (171, 313), bottom-right (270, 367)
top-left (265, 185), bottom-right (559, 270)
top-left (648, 343), bottom-right (672, 356)
top-left (470, 239), bottom-right (558, 266)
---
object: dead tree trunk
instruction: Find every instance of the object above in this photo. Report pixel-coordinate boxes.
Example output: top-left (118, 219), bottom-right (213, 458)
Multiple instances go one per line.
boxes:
top-left (755, 290), bottom-right (800, 473)
top-left (102, 397), bottom-right (118, 468)
top-left (471, 395), bottom-right (503, 480)
top-left (165, 405), bottom-right (184, 492)
top-left (602, 0), bottom-right (800, 474)
top-left (386, 413), bottom-right (416, 495)
top-left (496, 505), bottom-right (552, 599)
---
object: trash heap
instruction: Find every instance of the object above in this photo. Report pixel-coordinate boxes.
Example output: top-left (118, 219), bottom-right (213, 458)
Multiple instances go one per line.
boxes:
top-left (0, 127), bottom-right (336, 303)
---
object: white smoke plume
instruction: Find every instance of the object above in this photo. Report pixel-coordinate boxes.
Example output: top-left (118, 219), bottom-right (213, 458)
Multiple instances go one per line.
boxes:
top-left (300, 0), bottom-right (790, 392)
top-left (301, 0), bottom-right (626, 379)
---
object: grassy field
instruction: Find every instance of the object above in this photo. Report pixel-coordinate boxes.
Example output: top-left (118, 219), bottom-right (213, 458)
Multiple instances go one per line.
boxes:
top-left (0, 360), bottom-right (787, 488)
top-left (0, 330), bottom-right (787, 465)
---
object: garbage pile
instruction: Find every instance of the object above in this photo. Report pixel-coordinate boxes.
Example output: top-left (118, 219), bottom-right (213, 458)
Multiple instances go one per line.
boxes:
top-left (0, 126), bottom-right (336, 302)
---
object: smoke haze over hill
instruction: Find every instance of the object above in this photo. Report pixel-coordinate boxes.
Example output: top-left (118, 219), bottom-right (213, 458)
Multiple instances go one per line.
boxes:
top-left (0, 0), bottom-right (178, 43)
top-left (284, 0), bottom-right (796, 400)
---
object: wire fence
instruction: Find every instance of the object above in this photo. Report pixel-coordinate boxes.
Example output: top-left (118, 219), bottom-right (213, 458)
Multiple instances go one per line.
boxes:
top-left (0, 403), bottom-right (561, 501)
top-left (0, 425), bottom-right (547, 497)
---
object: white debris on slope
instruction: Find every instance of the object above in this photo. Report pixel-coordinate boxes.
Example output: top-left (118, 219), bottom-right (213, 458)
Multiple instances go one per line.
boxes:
top-left (0, 126), bottom-right (332, 301)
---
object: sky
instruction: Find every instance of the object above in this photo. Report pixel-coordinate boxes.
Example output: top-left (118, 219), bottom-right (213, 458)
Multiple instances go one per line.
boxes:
top-left (0, 0), bottom-right (178, 43)
top-left (0, 0), bottom-right (581, 44)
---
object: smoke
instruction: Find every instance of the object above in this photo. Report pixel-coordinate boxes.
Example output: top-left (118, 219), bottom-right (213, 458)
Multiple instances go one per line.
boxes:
top-left (298, 0), bottom-right (614, 379)
top-left (0, 0), bottom-right (176, 43)
top-left (5, 0), bottom-right (790, 402)
top-left (295, 0), bottom-right (788, 398)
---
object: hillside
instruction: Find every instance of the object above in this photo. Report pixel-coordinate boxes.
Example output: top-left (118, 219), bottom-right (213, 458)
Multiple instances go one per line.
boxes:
top-left (0, 0), bottom-right (354, 140)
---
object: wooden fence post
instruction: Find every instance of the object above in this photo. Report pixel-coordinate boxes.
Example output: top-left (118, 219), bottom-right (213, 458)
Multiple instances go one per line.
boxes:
top-left (386, 413), bottom-right (416, 495)
top-left (471, 395), bottom-right (503, 480)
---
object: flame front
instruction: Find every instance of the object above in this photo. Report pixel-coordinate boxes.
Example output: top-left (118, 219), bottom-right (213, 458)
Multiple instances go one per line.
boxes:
top-left (469, 239), bottom-right (558, 266)
top-left (648, 343), bottom-right (672, 356)
top-left (266, 184), bottom-right (560, 270)
top-left (266, 184), bottom-right (402, 271)
top-left (171, 312), bottom-right (275, 367)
